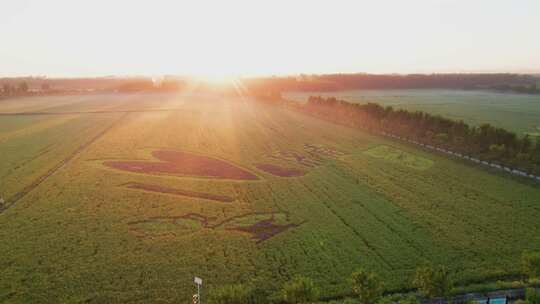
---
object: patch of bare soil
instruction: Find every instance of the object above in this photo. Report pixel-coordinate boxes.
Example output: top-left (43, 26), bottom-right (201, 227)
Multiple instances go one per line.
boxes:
top-left (103, 150), bottom-right (258, 180)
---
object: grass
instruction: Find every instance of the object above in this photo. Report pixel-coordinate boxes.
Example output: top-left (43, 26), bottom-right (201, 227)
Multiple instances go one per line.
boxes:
top-left (284, 89), bottom-right (540, 136)
top-left (1, 92), bottom-right (540, 303)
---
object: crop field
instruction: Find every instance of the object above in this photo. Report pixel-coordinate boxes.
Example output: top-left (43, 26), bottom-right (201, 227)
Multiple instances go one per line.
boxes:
top-left (1, 92), bottom-right (540, 303)
top-left (284, 89), bottom-right (540, 136)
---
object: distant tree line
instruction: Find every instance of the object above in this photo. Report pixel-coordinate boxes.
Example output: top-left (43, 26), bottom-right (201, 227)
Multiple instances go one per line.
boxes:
top-left (301, 96), bottom-right (540, 175)
top-left (1, 82), bottom-right (29, 96)
top-left (243, 73), bottom-right (536, 92)
top-left (0, 76), bottom-right (187, 96)
top-left (489, 83), bottom-right (540, 95)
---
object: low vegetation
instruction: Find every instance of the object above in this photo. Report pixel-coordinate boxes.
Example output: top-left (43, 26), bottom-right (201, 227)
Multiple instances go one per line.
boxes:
top-left (523, 251), bottom-right (540, 281)
top-left (412, 265), bottom-right (454, 299)
top-left (282, 276), bottom-right (320, 304)
top-left (525, 287), bottom-right (540, 304)
top-left (350, 269), bottom-right (384, 304)
top-left (362, 145), bottom-right (433, 170)
top-left (208, 284), bottom-right (254, 304)
top-left (206, 252), bottom-right (538, 303)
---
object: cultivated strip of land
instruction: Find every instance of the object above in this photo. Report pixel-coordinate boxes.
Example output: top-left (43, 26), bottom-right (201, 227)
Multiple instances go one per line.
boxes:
top-left (0, 113), bottom-right (127, 214)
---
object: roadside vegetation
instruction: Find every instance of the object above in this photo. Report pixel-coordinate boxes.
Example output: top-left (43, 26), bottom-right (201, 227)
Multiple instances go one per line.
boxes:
top-left (207, 252), bottom-right (540, 304)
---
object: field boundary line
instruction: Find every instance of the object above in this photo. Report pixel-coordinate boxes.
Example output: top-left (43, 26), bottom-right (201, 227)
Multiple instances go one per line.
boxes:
top-left (0, 113), bottom-right (127, 214)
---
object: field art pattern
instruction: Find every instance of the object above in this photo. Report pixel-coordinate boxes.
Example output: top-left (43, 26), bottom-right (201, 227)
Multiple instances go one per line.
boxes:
top-left (1, 92), bottom-right (540, 303)
top-left (363, 145), bottom-right (434, 170)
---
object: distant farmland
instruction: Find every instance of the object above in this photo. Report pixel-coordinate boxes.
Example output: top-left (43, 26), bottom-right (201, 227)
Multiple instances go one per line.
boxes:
top-left (284, 89), bottom-right (540, 136)
top-left (1, 92), bottom-right (540, 302)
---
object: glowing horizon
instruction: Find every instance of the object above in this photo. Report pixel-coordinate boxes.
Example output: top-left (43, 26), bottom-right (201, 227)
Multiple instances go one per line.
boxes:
top-left (1, 0), bottom-right (540, 78)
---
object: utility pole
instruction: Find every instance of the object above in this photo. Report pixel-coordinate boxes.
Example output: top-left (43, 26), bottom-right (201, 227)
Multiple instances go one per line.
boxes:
top-left (194, 277), bottom-right (203, 304)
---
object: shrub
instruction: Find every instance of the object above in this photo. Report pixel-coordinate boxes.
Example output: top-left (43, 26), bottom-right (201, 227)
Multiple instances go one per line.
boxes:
top-left (281, 276), bottom-right (320, 304)
top-left (526, 287), bottom-right (540, 304)
top-left (522, 251), bottom-right (540, 281)
top-left (399, 294), bottom-right (419, 304)
top-left (412, 265), bottom-right (453, 299)
top-left (350, 268), bottom-right (384, 304)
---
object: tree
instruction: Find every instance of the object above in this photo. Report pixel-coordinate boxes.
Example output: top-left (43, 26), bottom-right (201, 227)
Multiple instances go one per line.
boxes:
top-left (526, 287), bottom-right (540, 304)
top-left (2, 84), bottom-right (12, 96)
top-left (522, 135), bottom-right (533, 153)
top-left (522, 251), bottom-right (540, 281)
top-left (18, 82), bottom-right (29, 93)
top-left (281, 276), bottom-right (319, 304)
top-left (350, 268), bottom-right (384, 304)
top-left (435, 133), bottom-right (449, 143)
top-left (412, 265), bottom-right (453, 299)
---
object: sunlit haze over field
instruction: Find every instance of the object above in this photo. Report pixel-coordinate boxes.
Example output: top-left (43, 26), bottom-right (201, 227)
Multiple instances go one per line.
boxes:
top-left (3, 1), bottom-right (540, 303)
top-left (1, 0), bottom-right (540, 77)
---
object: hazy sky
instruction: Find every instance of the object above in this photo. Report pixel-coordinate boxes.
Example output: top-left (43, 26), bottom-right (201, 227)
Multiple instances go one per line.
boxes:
top-left (1, 0), bottom-right (539, 77)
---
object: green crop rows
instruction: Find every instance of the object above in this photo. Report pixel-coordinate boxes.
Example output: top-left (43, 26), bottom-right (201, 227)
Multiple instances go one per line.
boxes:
top-left (1, 92), bottom-right (540, 303)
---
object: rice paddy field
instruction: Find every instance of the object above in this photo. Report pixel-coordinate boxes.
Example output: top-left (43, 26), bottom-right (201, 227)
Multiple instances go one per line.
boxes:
top-left (284, 89), bottom-right (540, 136)
top-left (1, 92), bottom-right (540, 303)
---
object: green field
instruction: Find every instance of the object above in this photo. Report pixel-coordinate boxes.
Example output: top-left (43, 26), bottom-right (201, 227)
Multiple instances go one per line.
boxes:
top-left (1, 92), bottom-right (540, 303)
top-left (284, 89), bottom-right (540, 136)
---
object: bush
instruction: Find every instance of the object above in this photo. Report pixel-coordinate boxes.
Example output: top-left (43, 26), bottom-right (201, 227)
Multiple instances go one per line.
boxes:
top-left (281, 276), bottom-right (320, 304)
top-left (529, 278), bottom-right (540, 287)
top-left (412, 265), bottom-right (453, 299)
top-left (399, 294), bottom-right (419, 304)
top-left (526, 287), bottom-right (540, 304)
top-left (522, 251), bottom-right (540, 281)
top-left (350, 268), bottom-right (384, 304)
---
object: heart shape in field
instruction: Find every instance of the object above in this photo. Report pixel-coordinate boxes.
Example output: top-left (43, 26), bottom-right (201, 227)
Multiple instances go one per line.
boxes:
top-left (103, 150), bottom-right (259, 180)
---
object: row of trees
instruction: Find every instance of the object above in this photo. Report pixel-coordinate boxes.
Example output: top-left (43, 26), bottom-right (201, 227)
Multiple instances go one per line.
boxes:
top-left (243, 74), bottom-right (536, 92)
top-left (302, 96), bottom-right (540, 175)
top-left (1, 82), bottom-right (30, 96)
top-left (491, 84), bottom-right (540, 95)
top-left (206, 251), bottom-right (540, 304)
